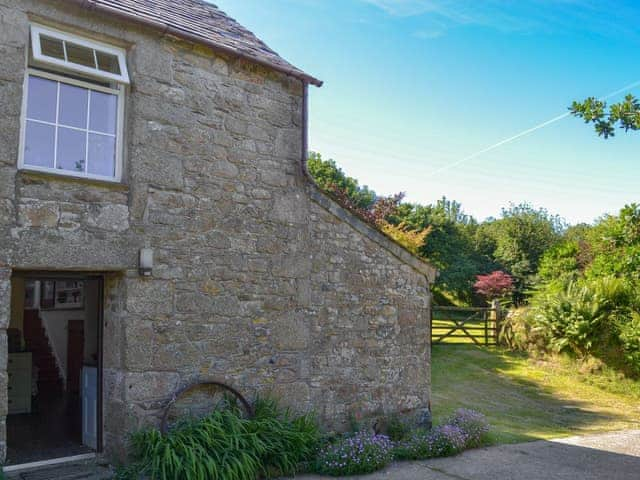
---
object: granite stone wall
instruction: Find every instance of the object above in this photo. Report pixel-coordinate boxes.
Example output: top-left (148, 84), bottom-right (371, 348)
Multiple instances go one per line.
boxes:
top-left (0, 0), bottom-right (435, 461)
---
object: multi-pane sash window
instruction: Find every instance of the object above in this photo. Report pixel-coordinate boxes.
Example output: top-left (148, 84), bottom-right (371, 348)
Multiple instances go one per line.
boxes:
top-left (20, 25), bottom-right (127, 182)
top-left (31, 24), bottom-right (130, 84)
top-left (21, 71), bottom-right (122, 180)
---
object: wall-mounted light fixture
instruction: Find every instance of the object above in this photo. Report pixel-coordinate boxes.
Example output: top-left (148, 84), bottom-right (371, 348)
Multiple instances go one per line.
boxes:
top-left (139, 248), bottom-right (153, 277)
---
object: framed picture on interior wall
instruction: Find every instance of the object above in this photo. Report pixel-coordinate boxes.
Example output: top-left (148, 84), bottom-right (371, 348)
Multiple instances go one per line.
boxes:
top-left (40, 280), bottom-right (55, 309)
top-left (53, 280), bottom-right (84, 310)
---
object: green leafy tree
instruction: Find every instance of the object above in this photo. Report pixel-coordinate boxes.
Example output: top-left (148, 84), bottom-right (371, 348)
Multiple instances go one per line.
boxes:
top-left (564, 223), bottom-right (592, 243)
top-left (308, 152), bottom-right (575, 306)
top-left (393, 198), bottom-right (494, 304)
top-left (477, 203), bottom-right (565, 301)
top-left (537, 241), bottom-right (581, 284)
top-left (586, 204), bottom-right (640, 281)
top-left (570, 94), bottom-right (640, 138)
top-left (307, 152), bottom-right (376, 209)
top-left (421, 222), bottom-right (482, 302)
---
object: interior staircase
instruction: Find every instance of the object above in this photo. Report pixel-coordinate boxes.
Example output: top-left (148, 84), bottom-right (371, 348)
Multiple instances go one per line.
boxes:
top-left (23, 310), bottom-right (63, 394)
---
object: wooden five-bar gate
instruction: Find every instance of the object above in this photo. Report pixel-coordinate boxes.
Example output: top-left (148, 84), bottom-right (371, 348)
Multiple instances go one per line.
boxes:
top-left (431, 306), bottom-right (502, 346)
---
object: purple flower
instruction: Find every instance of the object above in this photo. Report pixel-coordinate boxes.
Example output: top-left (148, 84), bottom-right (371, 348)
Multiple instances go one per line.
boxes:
top-left (445, 409), bottom-right (489, 447)
top-left (315, 431), bottom-right (393, 476)
top-left (393, 410), bottom-right (489, 461)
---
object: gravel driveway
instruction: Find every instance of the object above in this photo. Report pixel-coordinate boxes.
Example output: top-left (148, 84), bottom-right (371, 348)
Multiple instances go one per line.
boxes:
top-left (296, 430), bottom-right (640, 480)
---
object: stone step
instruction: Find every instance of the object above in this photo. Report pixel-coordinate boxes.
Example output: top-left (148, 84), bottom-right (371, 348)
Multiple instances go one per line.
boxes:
top-left (7, 462), bottom-right (112, 480)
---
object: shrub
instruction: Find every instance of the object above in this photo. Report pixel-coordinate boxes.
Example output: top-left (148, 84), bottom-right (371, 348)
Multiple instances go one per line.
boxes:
top-left (314, 431), bottom-right (393, 476)
top-left (499, 307), bottom-right (547, 352)
top-left (325, 181), bottom-right (404, 229)
top-left (307, 152), bottom-right (376, 210)
top-left (381, 222), bottom-right (431, 256)
top-left (522, 275), bottom-right (640, 376)
top-left (531, 277), bottom-right (630, 354)
top-left (122, 398), bottom-right (319, 480)
top-left (445, 409), bottom-right (489, 447)
top-left (537, 240), bottom-right (584, 284)
top-left (618, 312), bottom-right (640, 375)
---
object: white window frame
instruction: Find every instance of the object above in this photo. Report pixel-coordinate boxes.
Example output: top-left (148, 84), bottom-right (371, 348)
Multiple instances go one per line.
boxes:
top-left (31, 23), bottom-right (130, 84)
top-left (18, 68), bottom-right (125, 183)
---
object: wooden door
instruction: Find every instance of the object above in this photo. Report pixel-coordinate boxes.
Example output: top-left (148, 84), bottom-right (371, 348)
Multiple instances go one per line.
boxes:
top-left (67, 320), bottom-right (84, 393)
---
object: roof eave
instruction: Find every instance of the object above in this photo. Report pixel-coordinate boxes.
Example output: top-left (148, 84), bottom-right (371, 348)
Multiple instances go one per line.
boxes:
top-left (70, 0), bottom-right (323, 87)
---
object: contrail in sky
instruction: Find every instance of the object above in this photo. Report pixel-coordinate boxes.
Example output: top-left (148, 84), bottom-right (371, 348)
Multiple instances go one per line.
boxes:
top-left (425, 79), bottom-right (640, 178)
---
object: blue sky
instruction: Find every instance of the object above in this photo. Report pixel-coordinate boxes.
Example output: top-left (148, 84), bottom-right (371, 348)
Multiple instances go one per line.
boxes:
top-left (214, 0), bottom-right (640, 224)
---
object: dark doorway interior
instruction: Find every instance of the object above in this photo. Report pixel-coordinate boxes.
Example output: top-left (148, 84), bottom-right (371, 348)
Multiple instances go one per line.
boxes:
top-left (6, 276), bottom-right (101, 465)
top-left (67, 320), bottom-right (84, 394)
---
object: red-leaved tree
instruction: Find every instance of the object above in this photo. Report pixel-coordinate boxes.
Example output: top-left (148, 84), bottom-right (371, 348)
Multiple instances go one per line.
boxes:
top-left (474, 271), bottom-right (514, 300)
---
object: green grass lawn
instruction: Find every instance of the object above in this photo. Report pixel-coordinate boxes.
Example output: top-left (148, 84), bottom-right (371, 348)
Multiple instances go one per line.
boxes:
top-left (431, 345), bottom-right (640, 445)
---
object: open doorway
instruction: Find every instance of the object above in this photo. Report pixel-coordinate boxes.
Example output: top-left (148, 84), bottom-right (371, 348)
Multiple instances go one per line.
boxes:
top-left (6, 274), bottom-right (102, 466)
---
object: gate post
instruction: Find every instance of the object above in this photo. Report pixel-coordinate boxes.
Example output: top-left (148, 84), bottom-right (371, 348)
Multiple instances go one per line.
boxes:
top-left (491, 299), bottom-right (502, 344)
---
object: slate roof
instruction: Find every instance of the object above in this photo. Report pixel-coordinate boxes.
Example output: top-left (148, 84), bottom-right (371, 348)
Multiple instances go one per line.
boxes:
top-left (77, 0), bottom-right (322, 86)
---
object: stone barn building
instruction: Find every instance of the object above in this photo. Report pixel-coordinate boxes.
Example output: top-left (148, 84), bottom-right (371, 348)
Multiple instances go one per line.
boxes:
top-left (0, 0), bottom-right (435, 467)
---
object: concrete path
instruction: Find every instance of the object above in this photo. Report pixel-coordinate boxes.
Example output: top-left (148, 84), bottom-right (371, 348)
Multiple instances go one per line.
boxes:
top-left (6, 430), bottom-right (639, 479)
top-left (297, 430), bottom-right (640, 480)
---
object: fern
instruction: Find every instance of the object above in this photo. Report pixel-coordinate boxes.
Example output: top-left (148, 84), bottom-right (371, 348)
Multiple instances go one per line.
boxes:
top-left (532, 276), bottom-right (631, 355)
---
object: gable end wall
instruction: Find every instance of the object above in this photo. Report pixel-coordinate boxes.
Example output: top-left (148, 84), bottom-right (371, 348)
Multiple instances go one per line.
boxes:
top-left (0, 0), bottom-right (431, 461)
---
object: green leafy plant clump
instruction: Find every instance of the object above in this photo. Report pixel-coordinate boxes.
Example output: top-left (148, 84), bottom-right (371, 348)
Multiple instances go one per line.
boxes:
top-left (531, 277), bottom-right (630, 354)
top-left (617, 312), bottom-right (640, 373)
top-left (120, 398), bottom-right (320, 480)
top-left (502, 204), bottom-right (640, 377)
top-left (523, 274), bottom-right (640, 375)
top-left (384, 415), bottom-right (413, 442)
top-left (120, 401), bottom-right (491, 479)
top-left (499, 307), bottom-right (547, 352)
